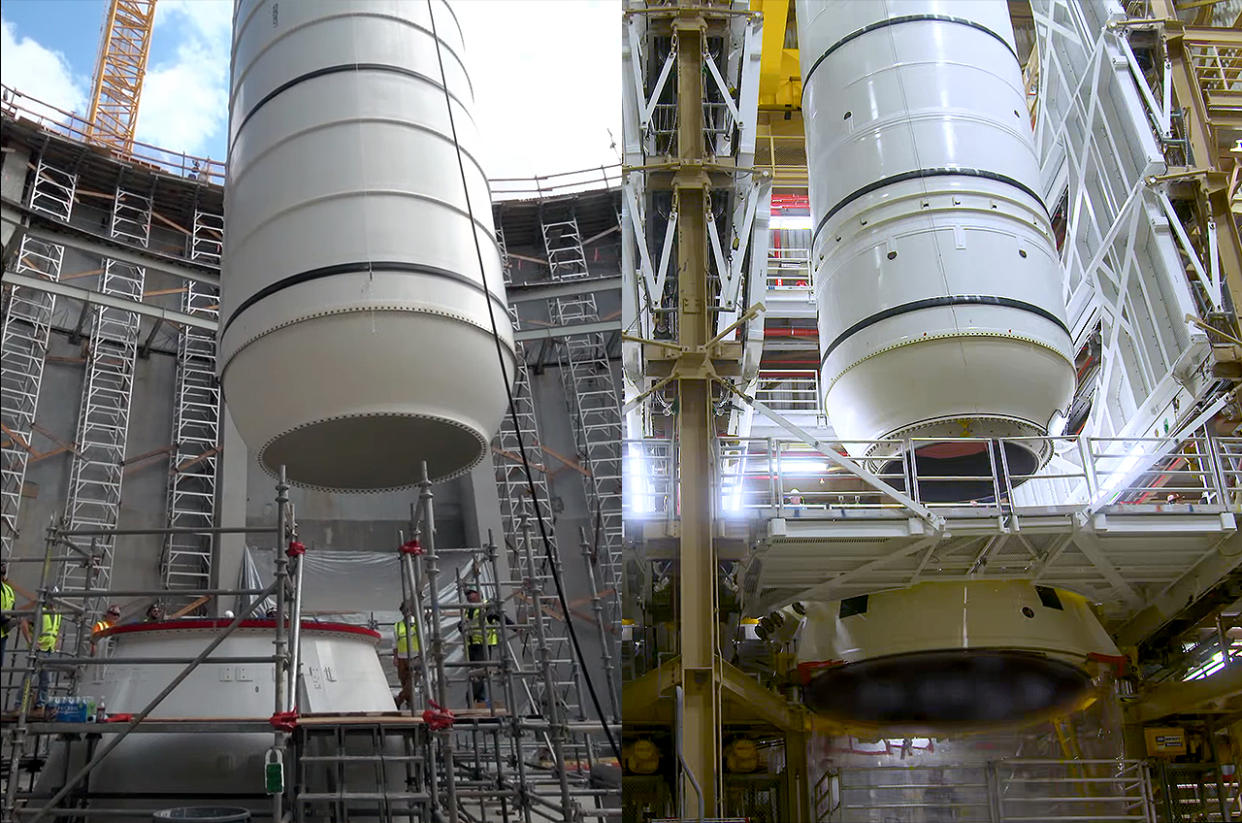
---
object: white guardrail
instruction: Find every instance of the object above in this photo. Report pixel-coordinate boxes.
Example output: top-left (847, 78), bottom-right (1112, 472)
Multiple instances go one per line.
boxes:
top-left (624, 433), bottom-right (1242, 519)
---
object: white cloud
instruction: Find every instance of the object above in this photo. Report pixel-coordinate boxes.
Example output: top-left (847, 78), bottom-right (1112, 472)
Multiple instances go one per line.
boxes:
top-left (0, 18), bottom-right (89, 122)
top-left (1, 0), bottom-right (618, 177)
top-left (135, 0), bottom-right (231, 158)
top-left (452, 0), bottom-right (621, 180)
top-left (156, 0), bottom-right (232, 42)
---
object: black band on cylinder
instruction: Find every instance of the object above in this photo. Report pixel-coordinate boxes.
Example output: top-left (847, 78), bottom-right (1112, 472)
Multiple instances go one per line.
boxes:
top-left (220, 260), bottom-right (507, 339)
top-left (811, 167), bottom-right (1050, 250)
top-left (820, 295), bottom-right (1072, 366)
top-left (801, 14), bottom-right (1018, 94)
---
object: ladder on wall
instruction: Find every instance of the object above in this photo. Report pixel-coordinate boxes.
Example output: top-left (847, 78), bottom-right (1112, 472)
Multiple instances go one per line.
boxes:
top-left (0, 159), bottom-right (77, 560)
top-left (161, 209), bottom-right (222, 593)
top-left (540, 202), bottom-right (624, 611)
top-left (61, 186), bottom-right (151, 621)
top-left (490, 226), bottom-right (587, 745)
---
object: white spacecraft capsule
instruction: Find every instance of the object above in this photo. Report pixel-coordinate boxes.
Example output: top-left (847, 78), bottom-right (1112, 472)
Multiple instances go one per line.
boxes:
top-left (794, 581), bottom-right (1122, 729)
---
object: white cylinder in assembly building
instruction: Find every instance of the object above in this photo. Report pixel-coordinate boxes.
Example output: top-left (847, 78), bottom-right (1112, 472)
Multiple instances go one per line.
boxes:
top-left (797, 0), bottom-right (1075, 491)
top-left (89, 619), bottom-right (394, 715)
top-left (221, 0), bottom-right (515, 491)
top-left (40, 620), bottom-right (400, 815)
top-left (795, 581), bottom-right (1122, 729)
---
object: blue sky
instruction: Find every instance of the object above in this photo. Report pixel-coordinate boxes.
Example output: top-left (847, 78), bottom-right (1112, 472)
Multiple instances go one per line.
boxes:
top-left (0, 0), bottom-right (620, 178)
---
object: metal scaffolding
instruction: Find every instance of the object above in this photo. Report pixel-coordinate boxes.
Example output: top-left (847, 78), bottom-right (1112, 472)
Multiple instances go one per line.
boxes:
top-left (491, 232), bottom-right (582, 726)
top-left (1, 467), bottom-right (620, 822)
top-left (160, 209), bottom-right (223, 593)
top-left (539, 201), bottom-right (624, 713)
top-left (59, 185), bottom-right (151, 630)
top-left (1, 474), bottom-right (294, 822)
top-left (1, 159), bottom-right (78, 561)
top-left (1, 78), bottom-right (622, 823)
top-left (487, 219), bottom-right (622, 820)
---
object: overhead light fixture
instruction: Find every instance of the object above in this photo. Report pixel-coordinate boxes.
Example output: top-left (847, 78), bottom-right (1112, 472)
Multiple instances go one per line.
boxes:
top-left (769, 215), bottom-right (814, 231)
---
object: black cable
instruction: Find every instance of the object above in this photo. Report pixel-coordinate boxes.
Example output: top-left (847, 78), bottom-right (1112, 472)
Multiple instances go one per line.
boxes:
top-left (424, 0), bottom-right (621, 762)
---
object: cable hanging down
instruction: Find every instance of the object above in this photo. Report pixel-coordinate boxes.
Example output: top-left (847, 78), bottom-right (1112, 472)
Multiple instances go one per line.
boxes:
top-left (424, 0), bottom-right (621, 761)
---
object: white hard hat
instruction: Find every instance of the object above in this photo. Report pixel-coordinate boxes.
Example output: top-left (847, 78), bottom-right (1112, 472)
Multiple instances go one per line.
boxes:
top-left (223, 610), bottom-right (236, 619)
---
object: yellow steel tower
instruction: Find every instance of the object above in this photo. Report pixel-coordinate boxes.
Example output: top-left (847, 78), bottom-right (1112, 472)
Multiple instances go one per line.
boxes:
top-left (86, 0), bottom-right (159, 155)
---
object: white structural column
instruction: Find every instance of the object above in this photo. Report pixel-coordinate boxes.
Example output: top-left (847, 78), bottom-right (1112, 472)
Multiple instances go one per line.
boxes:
top-left (222, 0), bottom-right (515, 491)
top-left (0, 158), bottom-right (77, 559)
top-left (1030, 0), bottom-right (1211, 447)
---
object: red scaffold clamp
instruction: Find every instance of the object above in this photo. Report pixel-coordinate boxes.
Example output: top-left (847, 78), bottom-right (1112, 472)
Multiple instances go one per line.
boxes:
top-left (400, 538), bottom-right (424, 556)
top-left (286, 540), bottom-right (306, 558)
top-left (796, 659), bottom-right (844, 685)
top-left (270, 710), bottom-right (300, 732)
top-left (422, 699), bottom-right (454, 730)
top-left (1088, 651), bottom-right (1130, 677)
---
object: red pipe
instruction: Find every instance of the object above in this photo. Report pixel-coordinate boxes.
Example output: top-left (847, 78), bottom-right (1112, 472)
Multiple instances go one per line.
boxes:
top-left (764, 328), bottom-right (819, 338)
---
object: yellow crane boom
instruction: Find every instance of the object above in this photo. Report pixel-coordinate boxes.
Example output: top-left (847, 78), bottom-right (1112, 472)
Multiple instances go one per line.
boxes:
top-left (86, 0), bottom-right (158, 154)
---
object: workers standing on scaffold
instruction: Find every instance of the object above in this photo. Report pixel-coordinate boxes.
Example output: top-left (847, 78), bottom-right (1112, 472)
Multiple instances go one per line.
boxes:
top-left (459, 588), bottom-right (514, 709)
top-left (21, 587), bottom-right (62, 709)
top-left (1, 561), bottom-right (14, 676)
top-left (91, 604), bottom-right (121, 656)
top-left (393, 599), bottom-right (422, 711)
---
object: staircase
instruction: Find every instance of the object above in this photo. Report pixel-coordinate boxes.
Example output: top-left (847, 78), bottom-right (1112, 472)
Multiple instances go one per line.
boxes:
top-left (61, 185), bottom-right (151, 624)
top-left (489, 222), bottom-right (590, 804)
top-left (540, 201), bottom-right (623, 659)
top-left (0, 158), bottom-right (77, 559)
top-left (160, 209), bottom-right (223, 594)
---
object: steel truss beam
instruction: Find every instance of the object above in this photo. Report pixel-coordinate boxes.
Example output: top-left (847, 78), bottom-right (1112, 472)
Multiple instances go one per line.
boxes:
top-left (0, 201), bottom-right (218, 286)
top-left (3, 270), bottom-right (214, 332)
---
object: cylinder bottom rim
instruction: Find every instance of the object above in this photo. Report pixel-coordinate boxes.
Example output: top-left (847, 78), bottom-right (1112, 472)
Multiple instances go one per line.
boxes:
top-left (803, 648), bottom-right (1093, 729)
top-left (258, 412), bottom-right (488, 491)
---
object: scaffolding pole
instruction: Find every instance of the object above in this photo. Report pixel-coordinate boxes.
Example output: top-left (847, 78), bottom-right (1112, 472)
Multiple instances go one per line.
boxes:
top-left (0, 474), bottom-right (299, 822)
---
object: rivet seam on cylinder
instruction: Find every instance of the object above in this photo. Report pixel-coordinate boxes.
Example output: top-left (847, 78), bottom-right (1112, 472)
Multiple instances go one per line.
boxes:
top-left (800, 14), bottom-right (1018, 96)
top-left (819, 295), bottom-right (1072, 365)
top-left (218, 304), bottom-right (517, 381)
top-left (824, 331), bottom-right (1074, 394)
top-left (255, 412), bottom-right (488, 493)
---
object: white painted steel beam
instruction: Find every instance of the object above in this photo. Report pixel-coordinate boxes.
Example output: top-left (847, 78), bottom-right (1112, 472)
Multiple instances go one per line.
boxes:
top-left (0, 207), bottom-right (218, 286)
top-left (514, 319), bottom-right (620, 342)
top-left (506, 275), bottom-right (621, 303)
top-left (3, 270), bottom-right (215, 332)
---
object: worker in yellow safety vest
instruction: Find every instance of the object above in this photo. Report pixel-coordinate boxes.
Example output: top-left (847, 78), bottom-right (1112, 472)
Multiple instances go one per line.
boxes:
top-left (459, 588), bottom-right (509, 708)
top-left (392, 600), bottom-right (422, 711)
top-left (91, 604), bottom-right (121, 656)
top-left (1, 560), bottom-right (15, 672)
top-left (21, 587), bottom-right (62, 708)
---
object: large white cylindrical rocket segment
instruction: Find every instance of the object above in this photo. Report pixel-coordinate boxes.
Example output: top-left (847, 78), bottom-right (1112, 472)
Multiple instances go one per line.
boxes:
top-left (796, 0), bottom-right (1075, 486)
top-left (221, 0), bottom-right (515, 491)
